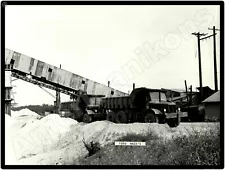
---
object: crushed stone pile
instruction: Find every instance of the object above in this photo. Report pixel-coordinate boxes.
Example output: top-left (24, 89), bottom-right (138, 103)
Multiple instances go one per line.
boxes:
top-left (5, 114), bottom-right (14, 128)
top-left (5, 109), bottom-right (220, 165)
top-left (5, 110), bottom-right (78, 165)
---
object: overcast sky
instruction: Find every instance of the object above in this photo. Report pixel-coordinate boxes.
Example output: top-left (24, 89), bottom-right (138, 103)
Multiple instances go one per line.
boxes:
top-left (5, 5), bottom-right (220, 106)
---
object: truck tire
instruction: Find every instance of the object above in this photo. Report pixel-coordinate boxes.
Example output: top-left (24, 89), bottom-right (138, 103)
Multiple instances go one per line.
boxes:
top-left (158, 114), bottom-right (166, 124)
top-left (167, 114), bottom-right (180, 128)
top-left (144, 112), bottom-right (158, 123)
top-left (115, 111), bottom-right (127, 123)
top-left (106, 111), bottom-right (115, 122)
top-left (82, 113), bottom-right (92, 123)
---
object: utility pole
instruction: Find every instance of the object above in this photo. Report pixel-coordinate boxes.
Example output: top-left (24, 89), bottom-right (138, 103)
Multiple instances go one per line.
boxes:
top-left (192, 32), bottom-right (214, 101)
top-left (209, 26), bottom-right (220, 92)
top-left (192, 32), bottom-right (206, 101)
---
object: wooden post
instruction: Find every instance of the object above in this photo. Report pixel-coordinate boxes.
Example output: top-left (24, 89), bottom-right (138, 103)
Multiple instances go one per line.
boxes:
top-left (108, 81), bottom-right (110, 87)
top-left (133, 83), bottom-right (135, 90)
top-left (185, 80), bottom-right (189, 103)
top-left (56, 64), bottom-right (61, 114)
top-left (56, 88), bottom-right (61, 114)
top-left (189, 85), bottom-right (192, 105)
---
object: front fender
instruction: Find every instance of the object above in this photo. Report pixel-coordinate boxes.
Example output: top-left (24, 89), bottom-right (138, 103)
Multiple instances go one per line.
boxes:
top-left (150, 108), bottom-right (163, 115)
top-left (86, 109), bottom-right (95, 115)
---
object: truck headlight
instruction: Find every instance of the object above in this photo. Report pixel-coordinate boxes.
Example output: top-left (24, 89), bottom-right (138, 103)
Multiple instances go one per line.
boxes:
top-left (178, 108), bottom-right (181, 111)
top-left (164, 108), bottom-right (166, 113)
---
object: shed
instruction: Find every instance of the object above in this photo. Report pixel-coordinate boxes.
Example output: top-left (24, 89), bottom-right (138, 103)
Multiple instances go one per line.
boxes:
top-left (202, 91), bottom-right (220, 121)
top-left (197, 86), bottom-right (215, 101)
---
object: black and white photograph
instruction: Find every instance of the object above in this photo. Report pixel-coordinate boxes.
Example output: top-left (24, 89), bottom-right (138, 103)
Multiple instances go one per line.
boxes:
top-left (2, 1), bottom-right (223, 168)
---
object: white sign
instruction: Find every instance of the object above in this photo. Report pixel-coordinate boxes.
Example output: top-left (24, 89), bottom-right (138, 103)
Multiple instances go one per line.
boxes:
top-left (5, 71), bottom-right (12, 87)
top-left (115, 141), bottom-right (146, 146)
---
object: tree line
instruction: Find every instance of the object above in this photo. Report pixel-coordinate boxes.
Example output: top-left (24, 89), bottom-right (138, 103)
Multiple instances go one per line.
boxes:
top-left (12, 104), bottom-right (55, 116)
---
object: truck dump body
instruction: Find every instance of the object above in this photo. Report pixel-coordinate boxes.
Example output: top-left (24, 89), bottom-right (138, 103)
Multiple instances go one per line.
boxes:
top-left (101, 96), bottom-right (131, 109)
top-left (101, 88), bottom-right (172, 110)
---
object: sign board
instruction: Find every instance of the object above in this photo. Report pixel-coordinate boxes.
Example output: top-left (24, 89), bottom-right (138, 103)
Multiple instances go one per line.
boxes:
top-left (115, 141), bottom-right (146, 146)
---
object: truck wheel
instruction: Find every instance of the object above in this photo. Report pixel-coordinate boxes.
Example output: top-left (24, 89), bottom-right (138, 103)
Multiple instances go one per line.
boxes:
top-left (82, 113), bottom-right (92, 123)
top-left (167, 114), bottom-right (180, 128)
top-left (115, 111), bottom-right (127, 123)
top-left (144, 113), bottom-right (158, 123)
top-left (106, 111), bottom-right (115, 122)
top-left (158, 114), bottom-right (166, 124)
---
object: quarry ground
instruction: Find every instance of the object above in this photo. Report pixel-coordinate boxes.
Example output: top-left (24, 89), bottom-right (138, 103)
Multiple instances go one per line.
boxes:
top-left (5, 109), bottom-right (220, 165)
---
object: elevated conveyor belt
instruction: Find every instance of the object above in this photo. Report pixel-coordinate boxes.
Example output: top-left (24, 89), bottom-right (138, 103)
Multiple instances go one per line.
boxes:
top-left (11, 72), bottom-right (80, 98)
top-left (5, 48), bottom-right (128, 98)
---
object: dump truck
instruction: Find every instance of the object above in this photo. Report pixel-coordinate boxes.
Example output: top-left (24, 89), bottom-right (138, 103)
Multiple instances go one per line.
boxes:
top-left (61, 88), bottom-right (188, 127)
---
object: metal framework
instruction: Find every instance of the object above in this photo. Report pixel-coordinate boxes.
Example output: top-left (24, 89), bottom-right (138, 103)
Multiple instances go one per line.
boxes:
top-left (11, 72), bottom-right (79, 99)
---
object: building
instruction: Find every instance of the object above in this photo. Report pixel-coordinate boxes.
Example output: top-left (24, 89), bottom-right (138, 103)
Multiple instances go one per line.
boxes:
top-left (196, 86), bottom-right (215, 101)
top-left (161, 88), bottom-right (198, 106)
top-left (202, 91), bottom-right (220, 121)
top-left (162, 86), bottom-right (215, 106)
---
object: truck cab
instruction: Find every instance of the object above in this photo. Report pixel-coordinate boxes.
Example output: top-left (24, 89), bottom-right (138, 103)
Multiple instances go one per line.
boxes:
top-left (129, 88), bottom-right (187, 127)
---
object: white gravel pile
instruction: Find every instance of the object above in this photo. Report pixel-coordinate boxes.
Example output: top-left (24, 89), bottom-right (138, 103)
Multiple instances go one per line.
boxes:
top-left (5, 110), bottom-right (78, 165)
top-left (5, 109), bottom-right (220, 165)
top-left (5, 114), bottom-right (13, 128)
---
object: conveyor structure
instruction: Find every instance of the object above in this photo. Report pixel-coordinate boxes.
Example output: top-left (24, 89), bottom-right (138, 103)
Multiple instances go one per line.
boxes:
top-left (5, 48), bottom-right (127, 100)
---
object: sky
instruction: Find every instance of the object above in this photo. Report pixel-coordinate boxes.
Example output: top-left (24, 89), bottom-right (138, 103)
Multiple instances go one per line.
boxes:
top-left (5, 5), bottom-right (220, 106)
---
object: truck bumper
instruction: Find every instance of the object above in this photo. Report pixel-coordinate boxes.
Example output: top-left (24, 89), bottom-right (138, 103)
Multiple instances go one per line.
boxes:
top-left (165, 111), bottom-right (188, 119)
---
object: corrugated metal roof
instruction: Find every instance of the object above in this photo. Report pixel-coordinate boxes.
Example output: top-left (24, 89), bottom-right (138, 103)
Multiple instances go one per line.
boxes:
top-left (202, 91), bottom-right (220, 103)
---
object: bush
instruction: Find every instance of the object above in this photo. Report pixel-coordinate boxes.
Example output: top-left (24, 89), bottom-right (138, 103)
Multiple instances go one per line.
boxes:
top-left (82, 137), bottom-right (101, 157)
top-left (12, 104), bottom-right (55, 116)
top-left (168, 130), bottom-right (220, 165)
top-left (78, 126), bottom-right (220, 166)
